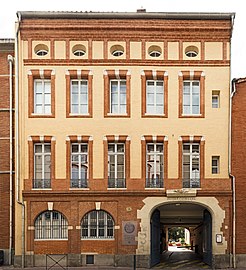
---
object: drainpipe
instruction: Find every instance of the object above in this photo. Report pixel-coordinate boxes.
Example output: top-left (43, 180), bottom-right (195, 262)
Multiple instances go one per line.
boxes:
top-left (228, 12), bottom-right (236, 268)
top-left (15, 12), bottom-right (26, 269)
top-left (8, 54), bottom-right (14, 266)
top-left (229, 78), bottom-right (237, 269)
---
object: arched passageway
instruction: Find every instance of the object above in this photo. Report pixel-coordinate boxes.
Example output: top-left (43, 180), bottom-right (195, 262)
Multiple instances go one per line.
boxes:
top-left (150, 203), bottom-right (212, 268)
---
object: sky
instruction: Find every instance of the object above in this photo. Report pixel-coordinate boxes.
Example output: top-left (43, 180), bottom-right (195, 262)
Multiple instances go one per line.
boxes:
top-left (0, 0), bottom-right (244, 79)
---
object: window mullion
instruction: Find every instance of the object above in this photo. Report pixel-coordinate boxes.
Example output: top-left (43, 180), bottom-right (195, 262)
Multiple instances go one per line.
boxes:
top-left (78, 80), bottom-right (81, 114)
top-left (118, 81), bottom-right (120, 113)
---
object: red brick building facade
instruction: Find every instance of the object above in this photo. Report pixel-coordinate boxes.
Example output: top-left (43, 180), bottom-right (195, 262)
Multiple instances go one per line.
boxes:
top-left (231, 78), bottom-right (246, 268)
top-left (13, 11), bottom-right (236, 269)
top-left (0, 39), bottom-right (15, 265)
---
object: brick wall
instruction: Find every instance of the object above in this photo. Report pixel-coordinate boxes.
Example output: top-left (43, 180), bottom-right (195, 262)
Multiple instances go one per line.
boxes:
top-left (232, 78), bottom-right (246, 253)
top-left (0, 42), bottom-right (15, 253)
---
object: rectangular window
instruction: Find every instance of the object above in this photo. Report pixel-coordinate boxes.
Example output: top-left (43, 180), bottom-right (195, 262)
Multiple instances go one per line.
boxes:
top-left (212, 91), bottom-right (220, 108)
top-left (71, 143), bottom-right (88, 188)
top-left (71, 79), bottom-right (88, 114)
top-left (34, 143), bottom-right (51, 188)
top-left (110, 79), bottom-right (126, 114)
top-left (34, 79), bottom-right (51, 114)
top-left (182, 143), bottom-right (200, 188)
top-left (108, 143), bottom-right (125, 188)
top-left (146, 143), bottom-right (164, 188)
top-left (146, 80), bottom-right (164, 114)
top-left (212, 156), bottom-right (220, 174)
top-left (183, 80), bottom-right (200, 115)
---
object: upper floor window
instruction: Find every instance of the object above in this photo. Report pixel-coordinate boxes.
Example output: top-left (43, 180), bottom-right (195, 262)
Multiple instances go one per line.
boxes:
top-left (110, 45), bottom-right (124, 57)
top-left (148, 45), bottom-right (162, 58)
top-left (179, 71), bottom-right (205, 118)
top-left (72, 44), bottom-right (86, 57)
top-left (34, 44), bottom-right (49, 57)
top-left (81, 210), bottom-right (114, 239)
top-left (212, 156), bottom-right (220, 174)
top-left (146, 80), bottom-right (164, 114)
top-left (35, 211), bottom-right (68, 240)
top-left (142, 135), bottom-right (167, 189)
top-left (183, 80), bottom-right (200, 115)
top-left (141, 70), bottom-right (168, 117)
top-left (110, 79), bottom-right (126, 114)
top-left (71, 143), bottom-right (88, 188)
top-left (108, 143), bottom-right (125, 188)
top-left (104, 70), bottom-right (131, 117)
top-left (212, 91), bottom-right (220, 108)
top-left (182, 143), bottom-right (200, 188)
top-left (34, 143), bottom-right (51, 189)
top-left (71, 80), bottom-right (88, 114)
top-left (146, 143), bottom-right (164, 188)
top-left (185, 46), bottom-right (199, 58)
top-left (34, 79), bottom-right (51, 114)
top-left (66, 70), bottom-right (93, 118)
top-left (28, 69), bottom-right (55, 118)
top-left (104, 135), bottom-right (130, 188)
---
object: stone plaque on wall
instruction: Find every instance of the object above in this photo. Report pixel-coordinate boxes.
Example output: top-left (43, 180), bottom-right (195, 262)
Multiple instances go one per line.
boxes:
top-left (122, 221), bottom-right (137, 245)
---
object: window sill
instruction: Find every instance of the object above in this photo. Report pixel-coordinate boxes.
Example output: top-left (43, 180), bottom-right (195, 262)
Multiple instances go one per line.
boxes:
top-left (106, 113), bottom-right (129, 118)
top-left (81, 238), bottom-right (115, 241)
top-left (107, 188), bottom-right (127, 190)
top-left (69, 188), bottom-right (90, 190)
top-left (69, 113), bottom-right (90, 116)
top-left (34, 239), bottom-right (68, 241)
top-left (32, 188), bottom-right (52, 191)
top-left (145, 188), bottom-right (165, 190)
top-left (181, 113), bottom-right (202, 117)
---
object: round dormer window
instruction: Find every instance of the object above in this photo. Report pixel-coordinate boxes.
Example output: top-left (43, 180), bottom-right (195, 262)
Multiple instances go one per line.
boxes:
top-left (34, 44), bottom-right (49, 56)
top-left (148, 45), bottom-right (162, 57)
top-left (72, 44), bottom-right (86, 57)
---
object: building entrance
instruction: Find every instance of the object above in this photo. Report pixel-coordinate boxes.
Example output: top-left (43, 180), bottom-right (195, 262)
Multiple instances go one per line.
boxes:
top-left (150, 203), bottom-right (212, 268)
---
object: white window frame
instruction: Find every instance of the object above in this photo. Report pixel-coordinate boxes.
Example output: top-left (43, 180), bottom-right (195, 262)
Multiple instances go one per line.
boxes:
top-left (109, 79), bottom-right (126, 114)
top-left (212, 93), bottom-right (220, 108)
top-left (108, 143), bottom-right (125, 187)
top-left (183, 80), bottom-right (200, 115)
top-left (212, 156), bottom-right (220, 174)
top-left (34, 143), bottom-right (51, 181)
top-left (34, 79), bottom-right (51, 114)
top-left (71, 143), bottom-right (88, 187)
top-left (81, 210), bottom-right (114, 239)
top-left (182, 143), bottom-right (200, 186)
top-left (146, 143), bottom-right (164, 187)
top-left (146, 80), bottom-right (164, 115)
top-left (70, 79), bottom-right (88, 115)
top-left (35, 211), bottom-right (68, 240)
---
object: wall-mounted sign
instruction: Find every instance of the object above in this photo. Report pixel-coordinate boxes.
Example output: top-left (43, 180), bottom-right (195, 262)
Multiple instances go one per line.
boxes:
top-left (122, 221), bottom-right (137, 245)
top-left (216, 234), bottom-right (223, 243)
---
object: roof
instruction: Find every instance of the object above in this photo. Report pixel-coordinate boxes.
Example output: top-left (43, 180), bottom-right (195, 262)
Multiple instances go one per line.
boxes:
top-left (17, 11), bottom-right (235, 21)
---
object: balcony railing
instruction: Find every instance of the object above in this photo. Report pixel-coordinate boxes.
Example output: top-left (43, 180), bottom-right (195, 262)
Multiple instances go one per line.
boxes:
top-left (108, 178), bottom-right (126, 188)
top-left (33, 179), bottom-right (51, 189)
top-left (146, 178), bottom-right (164, 188)
top-left (70, 178), bottom-right (88, 188)
top-left (182, 178), bottom-right (200, 188)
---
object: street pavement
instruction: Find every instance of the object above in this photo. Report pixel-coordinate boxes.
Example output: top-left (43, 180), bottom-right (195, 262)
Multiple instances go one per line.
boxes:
top-left (0, 247), bottom-right (244, 270)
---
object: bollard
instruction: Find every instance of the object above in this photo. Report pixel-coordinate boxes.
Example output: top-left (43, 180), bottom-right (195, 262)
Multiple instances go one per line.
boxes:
top-left (133, 254), bottom-right (136, 270)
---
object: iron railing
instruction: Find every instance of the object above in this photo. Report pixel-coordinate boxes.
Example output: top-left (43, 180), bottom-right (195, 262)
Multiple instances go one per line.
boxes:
top-left (108, 178), bottom-right (126, 188)
top-left (146, 178), bottom-right (164, 188)
top-left (70, 178), bottom-right (88, 188)
top-left (182, 178), bottom-right (200, 188)
top-left (33, 179), bottom-right (51, 189)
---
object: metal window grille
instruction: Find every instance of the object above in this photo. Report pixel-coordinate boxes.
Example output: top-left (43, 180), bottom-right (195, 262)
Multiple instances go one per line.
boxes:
top-left (81, 210), bottom-right (114, 239)
top-left (35, 211), bottom-right (68, 239)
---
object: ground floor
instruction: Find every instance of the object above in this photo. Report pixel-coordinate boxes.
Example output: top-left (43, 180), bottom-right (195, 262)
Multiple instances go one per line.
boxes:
top-left (14, 189), bottom-right (236, 268)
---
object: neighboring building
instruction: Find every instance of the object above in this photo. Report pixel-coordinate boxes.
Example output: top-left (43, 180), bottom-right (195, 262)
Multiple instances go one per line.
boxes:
top-left (14, 11), bottom-right (235, 268)
top-left (231, 77), bottom-right (246, 268)
top-left (0, 39), bottom-right (15, 265)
